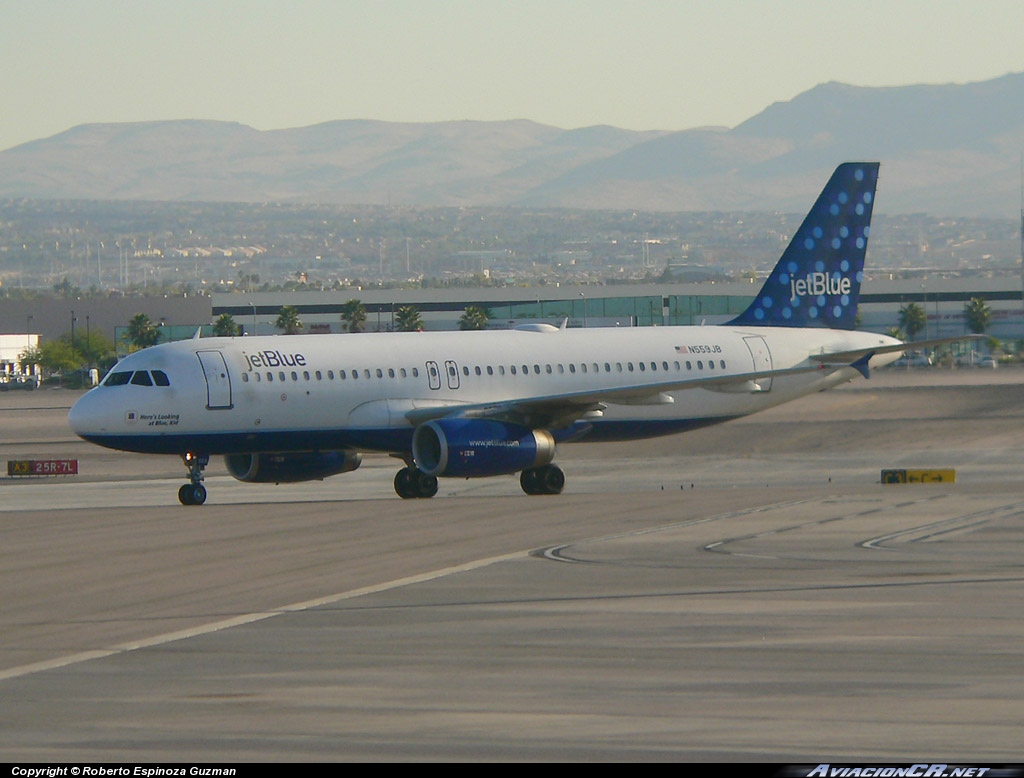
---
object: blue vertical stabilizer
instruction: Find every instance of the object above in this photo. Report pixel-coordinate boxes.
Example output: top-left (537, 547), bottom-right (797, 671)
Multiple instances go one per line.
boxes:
top-left (729, 162), bottom-right (879, 329)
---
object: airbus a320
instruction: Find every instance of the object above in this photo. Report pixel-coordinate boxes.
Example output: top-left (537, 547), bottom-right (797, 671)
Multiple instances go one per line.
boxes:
top-left (69, 162), bottom-right (950, 505)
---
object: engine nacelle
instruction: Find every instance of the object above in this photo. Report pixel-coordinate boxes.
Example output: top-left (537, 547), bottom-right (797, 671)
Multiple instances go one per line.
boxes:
top-left (224, 451), bottom-right (362, 483)
top-left (412, 418), bottom-right (556, 478)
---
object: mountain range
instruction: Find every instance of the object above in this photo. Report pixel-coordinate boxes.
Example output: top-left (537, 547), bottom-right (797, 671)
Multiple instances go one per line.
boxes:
top-left (2, 73), bottom-right (1023, 217)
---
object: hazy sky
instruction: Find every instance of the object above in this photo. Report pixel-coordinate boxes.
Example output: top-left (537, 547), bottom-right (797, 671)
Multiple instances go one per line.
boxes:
top-left (3, 0), bottom-right (1023, 152)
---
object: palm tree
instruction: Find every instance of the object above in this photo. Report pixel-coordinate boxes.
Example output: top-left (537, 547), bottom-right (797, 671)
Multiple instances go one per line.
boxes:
top-left (964, 297), bottom-right (991, 335)
top-left (275, 305), bottom-right (303, 335)
top-left (127, 313), bottom-right (160, 350)
top-left (340, 299), bottom-right (367, 333)
top-left (212, 313), bottom-right (242, 337)
top-left (458, 305), bottom-right (493, 331)
top-left (898, 302), bottom-right (926, 340)
top-left (395, 305), bottom-right (424, 332)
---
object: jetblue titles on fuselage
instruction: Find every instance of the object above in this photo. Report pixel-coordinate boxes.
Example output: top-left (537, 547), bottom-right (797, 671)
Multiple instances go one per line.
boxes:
top-left (243, 350), bottom-right (308, 371)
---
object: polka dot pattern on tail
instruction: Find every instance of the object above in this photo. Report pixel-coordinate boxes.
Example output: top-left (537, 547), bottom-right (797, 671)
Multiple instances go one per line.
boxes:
top-left (729, 163), bottom-right (879, 330)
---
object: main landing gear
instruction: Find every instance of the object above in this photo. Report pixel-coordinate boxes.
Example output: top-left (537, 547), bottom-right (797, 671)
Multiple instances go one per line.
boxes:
top-left (520, 464), bottom-right (565, 496)
top-left (394, 466), bottom-right (439, 499)
top-left (393, 463), bottom-right (566, 498)
top-left (179, 452), bottom-right (210, 506)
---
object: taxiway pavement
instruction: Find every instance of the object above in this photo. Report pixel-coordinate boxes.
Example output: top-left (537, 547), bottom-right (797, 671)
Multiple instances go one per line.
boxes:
top-left (0, 369), bottom-right (1022, 760)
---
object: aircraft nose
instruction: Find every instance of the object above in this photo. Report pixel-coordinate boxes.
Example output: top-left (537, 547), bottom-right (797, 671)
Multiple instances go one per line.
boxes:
top-left (68, 390), bottom-right (103, 438)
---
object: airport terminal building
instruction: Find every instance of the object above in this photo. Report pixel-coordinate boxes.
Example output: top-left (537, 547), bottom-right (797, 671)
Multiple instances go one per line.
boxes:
top-left (212, 275), bottom-right (1024, 341)
top-left (0, 275), bottom-right (1020, 371)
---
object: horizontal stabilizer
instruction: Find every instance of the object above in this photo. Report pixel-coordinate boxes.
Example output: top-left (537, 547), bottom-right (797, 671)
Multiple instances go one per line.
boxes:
top-left (809, 334), bottom-right (984, 366)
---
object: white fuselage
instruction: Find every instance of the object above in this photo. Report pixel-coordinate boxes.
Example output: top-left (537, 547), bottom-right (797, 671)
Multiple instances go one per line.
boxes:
top-left (68, 325), bottom-right (901, 457)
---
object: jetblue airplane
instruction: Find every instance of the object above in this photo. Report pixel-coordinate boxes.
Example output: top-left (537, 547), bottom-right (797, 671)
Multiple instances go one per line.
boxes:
top-left (69, 162), bottom-right (934, 505)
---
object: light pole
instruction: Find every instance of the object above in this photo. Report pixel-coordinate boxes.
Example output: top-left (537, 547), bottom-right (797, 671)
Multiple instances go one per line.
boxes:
top-left (24, 314), bottom-right (33, 379)
top-left (921, 284), bottom-right (929, 340)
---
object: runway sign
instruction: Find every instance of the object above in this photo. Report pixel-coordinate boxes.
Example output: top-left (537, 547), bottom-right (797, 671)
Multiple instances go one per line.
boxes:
top-left (7, 459), bottom-right (78, 476)
top-left (881, 468), bottom-right (956, 484)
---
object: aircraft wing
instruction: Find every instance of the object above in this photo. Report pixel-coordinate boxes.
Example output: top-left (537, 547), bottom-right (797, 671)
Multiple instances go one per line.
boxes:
top-left (404, 361), bottom-right (844, 430)
top-left (408, 333), bottom-right (983, 429)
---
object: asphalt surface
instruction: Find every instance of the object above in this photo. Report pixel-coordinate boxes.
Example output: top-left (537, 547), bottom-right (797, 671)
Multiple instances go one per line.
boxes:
top-left (0, 368), bottom-right (1022, 761)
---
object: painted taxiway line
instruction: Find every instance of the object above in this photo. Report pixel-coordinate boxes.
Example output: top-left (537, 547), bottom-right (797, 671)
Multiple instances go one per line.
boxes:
top-left (0, 550), bottom-right (528, 683)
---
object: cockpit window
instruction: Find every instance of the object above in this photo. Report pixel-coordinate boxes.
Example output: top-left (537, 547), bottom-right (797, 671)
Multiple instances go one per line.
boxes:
top-left (103, 369), bottom-right (171, 387)
top-left (104, 371), bottom-right (133, 386)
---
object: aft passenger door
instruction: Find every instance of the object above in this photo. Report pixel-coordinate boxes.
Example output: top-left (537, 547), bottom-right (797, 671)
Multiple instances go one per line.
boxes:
top-left (743, 336), bottom-right (773, 392)
top-left (196, 350), bottom-right (233, 409)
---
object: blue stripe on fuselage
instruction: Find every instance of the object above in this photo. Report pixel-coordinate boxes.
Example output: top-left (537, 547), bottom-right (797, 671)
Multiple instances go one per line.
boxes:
top-left (78, 416), bottom-right (740, 456)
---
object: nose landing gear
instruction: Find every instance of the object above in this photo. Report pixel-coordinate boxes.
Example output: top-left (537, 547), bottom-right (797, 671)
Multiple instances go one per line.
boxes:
top-left (179, 452), bottom-right (210, 505)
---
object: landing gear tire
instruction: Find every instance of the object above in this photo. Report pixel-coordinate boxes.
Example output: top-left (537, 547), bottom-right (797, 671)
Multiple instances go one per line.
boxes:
top-left (520, 467), bottom-right (541, 495)
top-left (520, 464), bottom-right (564, 495)
top-left (394, 467), bottom-right (415, 499)
top-left (178, 483), bottom-right (207, 506)
top-left (414, 471), bottom-right (438, 498)
top-left (395, 467), bottom-right (439, 499)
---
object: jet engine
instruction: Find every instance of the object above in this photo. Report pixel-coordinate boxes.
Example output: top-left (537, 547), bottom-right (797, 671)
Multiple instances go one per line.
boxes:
top-left (412, 418), bottom-right (556, 478)
top-left (224, 451), bottom-right (362, 483)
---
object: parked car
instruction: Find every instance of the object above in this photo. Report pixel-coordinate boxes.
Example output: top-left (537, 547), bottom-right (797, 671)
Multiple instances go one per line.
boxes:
top-left (978, 356), bottom-right (998, 369)
top-left (891, 352), bottom-right (932, 368)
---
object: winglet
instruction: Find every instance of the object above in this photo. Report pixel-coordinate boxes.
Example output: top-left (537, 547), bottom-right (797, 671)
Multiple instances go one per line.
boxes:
top-left (193, 327), bottom-right (203, 340)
